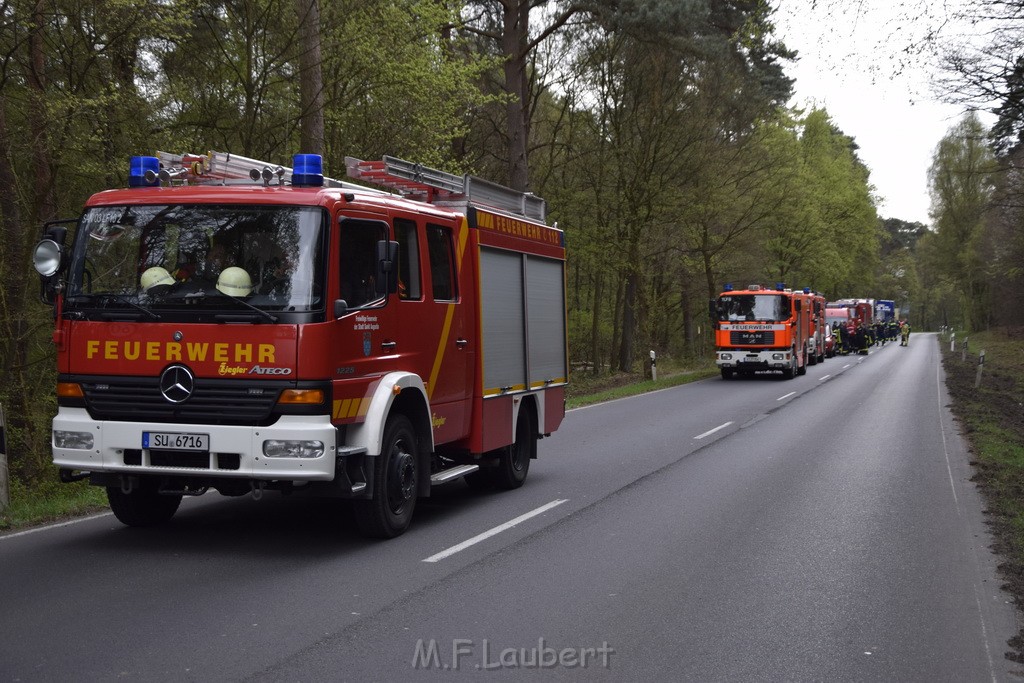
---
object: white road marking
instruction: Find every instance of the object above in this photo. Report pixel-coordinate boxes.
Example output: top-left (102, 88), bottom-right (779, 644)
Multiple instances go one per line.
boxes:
top-left (422, 499), bottom-right (569, 563)
top-left (843, 364), bottom-right (851, 369)
top-left (819, 375), bottom-right (831, 381)
top-left (937, 363), bottom-right (959, 509)
top-left (0, 512), bottom-right (112, 541)
top-left (694, 422), bottom-right (733, 440)
top-left (776, 392), bottom-right (796, 401)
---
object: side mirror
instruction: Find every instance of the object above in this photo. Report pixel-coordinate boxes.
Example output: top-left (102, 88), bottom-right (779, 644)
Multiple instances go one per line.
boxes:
top-left (375, 240), bottom-right (399, 295)
top-left (34, 221), bottom-right (74, 306)
top-left (794, 299), bottom-right (802, 312)
top-left (33, 239), bottom-right (64, 278)
top-left (334, 299), bottom-right (349, 318)
top-left (34, 238), bottom-right (66, 306)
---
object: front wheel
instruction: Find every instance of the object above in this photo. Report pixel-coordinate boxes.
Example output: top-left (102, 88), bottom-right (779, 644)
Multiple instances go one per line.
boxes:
top-left (353, 414), bottom-right (419, 539)
top-left (782, 349), bottom-right (797, 379)
top-left (107, 481), bottom-right (182, 527)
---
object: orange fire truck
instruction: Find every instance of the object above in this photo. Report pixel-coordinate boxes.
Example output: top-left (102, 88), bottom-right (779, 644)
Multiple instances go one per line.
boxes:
top-left (805, 289), bottom-right (827, 365)
top-left (711, 284), bottom-right (813, 379)
top-left (32, 151), bottom-right (567, 537)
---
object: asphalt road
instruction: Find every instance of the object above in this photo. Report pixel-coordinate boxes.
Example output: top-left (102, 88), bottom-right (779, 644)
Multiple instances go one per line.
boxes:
top-left (1, 333), bottom-right (1018, 681)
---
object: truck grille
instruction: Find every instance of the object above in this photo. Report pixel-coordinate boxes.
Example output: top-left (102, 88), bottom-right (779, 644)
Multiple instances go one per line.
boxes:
top-left (78, 376), bottom-right (283, 426)
top-left (730, 331), bottom-right (775, 345)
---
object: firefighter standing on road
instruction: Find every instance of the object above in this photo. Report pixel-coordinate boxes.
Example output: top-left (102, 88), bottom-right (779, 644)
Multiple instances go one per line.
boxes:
top-left (901, 321), bottom-right (911, 346)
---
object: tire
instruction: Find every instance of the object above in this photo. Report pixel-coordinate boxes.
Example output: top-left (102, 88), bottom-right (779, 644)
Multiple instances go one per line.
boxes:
top-left (106, 481), bottom-right (182, 527)
top-left (782, 348), bottom-right (797, 379)
top-left (720, 368), bottom-right (734, 380)
top-left (797, 346), bottom-right (808, 376)
top-left (490, 406), bottom-right (535, 491)
top-left (353, 413), bottom-right (419, 539)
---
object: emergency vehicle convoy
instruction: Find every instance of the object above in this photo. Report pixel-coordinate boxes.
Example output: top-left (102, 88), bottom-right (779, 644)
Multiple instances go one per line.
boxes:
top-left (711, 284), bottom-right (818, 379)
top-left (32, 150), bottom-right (567, 538)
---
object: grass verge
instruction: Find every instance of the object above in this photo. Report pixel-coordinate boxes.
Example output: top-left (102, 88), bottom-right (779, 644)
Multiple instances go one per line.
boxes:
top-left (566, 364), bottom-right (718, 410)
top-left (0, 477), bottom-right (108, 531)
top-left (939, 327), bottom-right (1024, 661)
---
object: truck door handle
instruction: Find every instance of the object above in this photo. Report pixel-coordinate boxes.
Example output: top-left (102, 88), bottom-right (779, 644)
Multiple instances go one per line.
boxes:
top-left (381, 341), bottom-right (397, 351)
top-left (456, 338), bottom-right (468, 348)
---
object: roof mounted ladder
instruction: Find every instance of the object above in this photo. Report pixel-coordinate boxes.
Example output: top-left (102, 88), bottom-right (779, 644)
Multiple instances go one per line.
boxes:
top-left (154, 150), bottom-right (372, 191)
top-left (345, 155), bottom-right (546, 222)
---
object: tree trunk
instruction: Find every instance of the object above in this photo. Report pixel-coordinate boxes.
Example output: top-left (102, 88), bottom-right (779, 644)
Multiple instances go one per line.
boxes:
top-left (618, 270), bottom-right (637, 372)
top-left (590, 272), bottom-right (602, 376)
top-left (610, 273), bottom-right (623, 371)
top-left (681, 278), bottom-right (694, 357)
top-left (295, 0), bottom-right (325, 155)
top-left (501, 0), bottom-right (530, 191)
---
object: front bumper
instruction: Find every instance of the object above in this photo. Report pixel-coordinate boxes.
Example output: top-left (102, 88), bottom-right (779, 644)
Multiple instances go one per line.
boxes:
top-left (716, 349), bottom-right (792, 370)
top-left (51, 407), bottom-right (337, 481)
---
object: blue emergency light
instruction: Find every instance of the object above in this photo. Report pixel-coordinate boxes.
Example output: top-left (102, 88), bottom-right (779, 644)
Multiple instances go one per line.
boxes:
top-left (775, 282), bottom-right (785, 291)
top-left (723, 283), bottom-right (733, 291)
top-left (128, 156), bottom-right (160, 187)
top-left (803, 287), bottom-right (811, 294)
top-left (292, 154), bottom-right (324, 187)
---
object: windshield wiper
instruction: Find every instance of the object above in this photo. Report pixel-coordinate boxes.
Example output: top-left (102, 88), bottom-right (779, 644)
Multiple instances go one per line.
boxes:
top-left (68, 293), bottom-right (161, 320)
top-left (208, 290), bottom-right (278, 323)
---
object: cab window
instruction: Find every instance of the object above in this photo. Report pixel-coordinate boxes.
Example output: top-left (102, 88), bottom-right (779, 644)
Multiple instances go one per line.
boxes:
top-left (339, 219), bottom-right (387, 308)
top-left (395, 218), bottom-right (422, 300)
top-left (427, 224), bottom-right (457, 302)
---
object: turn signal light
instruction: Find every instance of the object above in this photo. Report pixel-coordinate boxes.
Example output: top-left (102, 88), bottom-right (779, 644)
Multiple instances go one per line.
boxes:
top-left (57, 383), bottom-right (84, 398)
top-left (277, 389), bottom-right (324, 405)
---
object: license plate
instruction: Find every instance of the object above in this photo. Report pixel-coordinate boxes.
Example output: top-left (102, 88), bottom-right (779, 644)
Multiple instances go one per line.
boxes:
top-left (142, 431), bottom-right (210, 451)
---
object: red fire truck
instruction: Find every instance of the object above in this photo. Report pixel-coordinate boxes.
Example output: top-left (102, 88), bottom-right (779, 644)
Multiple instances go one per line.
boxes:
top-left (803, 288), bottom-right (827, 365)
top-left (32, 151), bottom-right (567, 537)
top-left (711, 284), bottom-right (813, 379)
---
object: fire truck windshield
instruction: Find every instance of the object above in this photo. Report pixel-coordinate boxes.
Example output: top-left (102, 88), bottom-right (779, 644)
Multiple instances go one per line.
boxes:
top-left (66, 204), bottom-right (325, 315)
top-left (716, 294), bottom-right (791, 322)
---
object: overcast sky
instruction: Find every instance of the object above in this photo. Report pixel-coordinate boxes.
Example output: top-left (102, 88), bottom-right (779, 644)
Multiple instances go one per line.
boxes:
top-left (773, 1), bottom-right (985, 226)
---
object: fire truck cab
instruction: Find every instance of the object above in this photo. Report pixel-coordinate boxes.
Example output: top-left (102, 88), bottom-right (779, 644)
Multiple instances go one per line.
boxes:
top-left (33, 151), bottom-right (567, 538)
top-left (711, 284), bottom-right (812, 380)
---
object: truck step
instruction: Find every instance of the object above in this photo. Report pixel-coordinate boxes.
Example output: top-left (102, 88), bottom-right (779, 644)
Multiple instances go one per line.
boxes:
top-left (430, 464), bottom-right (480, 486)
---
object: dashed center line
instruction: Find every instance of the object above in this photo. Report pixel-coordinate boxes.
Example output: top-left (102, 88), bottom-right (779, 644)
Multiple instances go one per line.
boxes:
top-left (777, 392), bottom-right (796, 401)
top-left (694, 422), bottom-right (733, 440)
top-left (422, 499), bottom-right (568, 563)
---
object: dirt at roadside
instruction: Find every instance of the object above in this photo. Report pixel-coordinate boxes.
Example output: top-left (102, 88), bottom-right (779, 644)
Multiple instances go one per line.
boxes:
top-left (940, 327), bottom-right (1024, 662)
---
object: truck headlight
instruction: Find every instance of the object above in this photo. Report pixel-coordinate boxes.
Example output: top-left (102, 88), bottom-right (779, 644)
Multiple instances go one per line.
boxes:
top-left (772, 353), bottom-right (784, 360)
top-left (54, 430), bottom-right (94, 450)
top-left (720, 353), bottom-right (732, 360)
top-left (262, 440), bottom-right (324, 458)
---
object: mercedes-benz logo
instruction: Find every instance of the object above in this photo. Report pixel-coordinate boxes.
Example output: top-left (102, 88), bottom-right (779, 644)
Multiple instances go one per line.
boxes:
top-left (160, 365), bottom-right (195, 403)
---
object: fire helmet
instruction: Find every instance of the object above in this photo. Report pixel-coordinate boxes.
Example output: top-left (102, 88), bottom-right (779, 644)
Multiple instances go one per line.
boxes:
top-left (216, 266), bottom-right (252, 296)
top-left (140, 266), bottom-right (174, 292)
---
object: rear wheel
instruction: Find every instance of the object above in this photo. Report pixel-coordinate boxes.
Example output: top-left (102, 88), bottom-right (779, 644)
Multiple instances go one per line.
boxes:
top-left (490, 406), bottom-right (535, 490)
top-left (106, 481), bottom-right (182, 527)
top-left (354, 414), bottom-right (419, 538)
